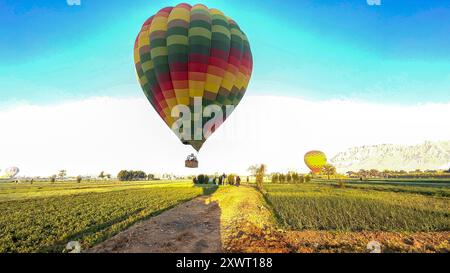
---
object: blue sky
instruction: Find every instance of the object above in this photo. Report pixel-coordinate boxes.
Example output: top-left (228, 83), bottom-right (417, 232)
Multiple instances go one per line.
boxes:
top-left (1, 0), bottom-right (449, 105)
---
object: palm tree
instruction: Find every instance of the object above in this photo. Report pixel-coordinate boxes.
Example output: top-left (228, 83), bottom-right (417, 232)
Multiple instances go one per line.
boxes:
top-left (357, 169), bottom-right (368, 180)
top-left (247, 165), bottom-right (259, 180)
top-left (271, 173), bottom-right (279, 183)
top-left (255, 164), bottom-right (266, 191)
top-left (369, 169), bottom-right (379, 178)
top-left (58, 170), bottom-right (66, 181)
top-left (322, 164), bottom-right (336, 180)
top-left (382, 169), bottom-right (391, 178)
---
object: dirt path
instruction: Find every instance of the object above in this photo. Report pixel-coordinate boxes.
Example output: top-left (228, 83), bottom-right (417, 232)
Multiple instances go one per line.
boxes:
top-left (88, 195), bottom-right (222, 253)
top-left (87, 185), bottom-right (283, 253)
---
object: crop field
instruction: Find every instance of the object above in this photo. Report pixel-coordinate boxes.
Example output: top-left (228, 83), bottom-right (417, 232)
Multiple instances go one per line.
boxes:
top-left (1, 179), bottom-right (449, 253)
top-left (264, 182), bottom-right (450, 232)
top-left (0, 181), bottom-right (216, 253)
top-left (312, 179), bottom-right (450, 197)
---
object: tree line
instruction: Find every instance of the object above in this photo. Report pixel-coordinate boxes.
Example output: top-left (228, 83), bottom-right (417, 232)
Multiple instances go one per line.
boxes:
top-left (117, 170), bottom-right (155, 181)
top-left (193, 173), bottom-right (241, 185)
top-left (271, 172), bottom-right (312, 183)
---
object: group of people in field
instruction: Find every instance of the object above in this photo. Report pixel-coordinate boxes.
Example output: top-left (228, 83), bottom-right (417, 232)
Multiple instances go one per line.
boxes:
top-left (217, 173), bottom-right (242, 186)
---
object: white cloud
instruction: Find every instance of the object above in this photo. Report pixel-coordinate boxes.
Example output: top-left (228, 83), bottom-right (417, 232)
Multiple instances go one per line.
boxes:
top-left (0, 95), bottom-right (449, 177)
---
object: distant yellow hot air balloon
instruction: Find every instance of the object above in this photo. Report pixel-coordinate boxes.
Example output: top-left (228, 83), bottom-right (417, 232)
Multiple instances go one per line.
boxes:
top-left (304, 151), bottom-right (327, 174)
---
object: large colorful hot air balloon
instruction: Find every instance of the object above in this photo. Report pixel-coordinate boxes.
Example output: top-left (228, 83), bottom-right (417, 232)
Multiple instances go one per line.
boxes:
top-left (304, 151), bottom-right (327, 174)
top-left (134, 3), bottom-right (253, 153)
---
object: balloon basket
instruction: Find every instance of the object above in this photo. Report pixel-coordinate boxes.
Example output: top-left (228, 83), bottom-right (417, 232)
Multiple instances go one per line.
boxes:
top-left (185, 153), bottom-right (198, 168)
top-left (185, 160), bottom-right (198, 168)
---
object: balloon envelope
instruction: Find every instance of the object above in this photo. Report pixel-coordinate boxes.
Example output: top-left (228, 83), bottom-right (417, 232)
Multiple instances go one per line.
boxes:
top-left (0, 167), bottom-right (19, 179)
top-left (304, 151), bottom-right (327, 174)
top-left (134, 3), bottom-right (253, 151)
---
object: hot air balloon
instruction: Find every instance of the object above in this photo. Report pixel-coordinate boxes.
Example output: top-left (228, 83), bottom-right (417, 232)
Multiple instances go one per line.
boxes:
top-left (304, 151), bottom-right (327, 174)
top-left (134, 3), bottom-right (253, 167)
top-left (0, 167), bottom-right (20, 179)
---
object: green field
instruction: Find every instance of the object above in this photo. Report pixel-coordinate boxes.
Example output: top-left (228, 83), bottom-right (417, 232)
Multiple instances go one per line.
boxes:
top-left (1, 179), bottom-right (449, 253)
top-left (0, 181), bottom-right (215, 253)
top-left (312, 179), bottom-right (450, 197)
top-left (265, 181), bottom-right (450, 232)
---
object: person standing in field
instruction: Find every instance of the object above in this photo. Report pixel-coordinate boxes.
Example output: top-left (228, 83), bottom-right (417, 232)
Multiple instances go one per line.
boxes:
top-left (220, 173), bottom-right (226, 185)
top-left (236, 176), bottom-right (241, 186)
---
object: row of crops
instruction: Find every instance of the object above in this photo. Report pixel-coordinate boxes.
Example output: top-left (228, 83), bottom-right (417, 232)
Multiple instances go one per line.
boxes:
top-left (0, 181), bottom-right (215, 252)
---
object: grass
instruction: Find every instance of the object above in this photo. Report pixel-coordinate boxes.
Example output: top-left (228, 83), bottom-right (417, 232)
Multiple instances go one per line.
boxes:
top-left (209, 185), bottom-right (289, 252)
top-left (0, 180), bottom-right (216, 253)
top-left (0, 180), bottom-right (192, 201)
top-left (1, 179), bottom-right (449, 253)
top-left (211, 185), bottom-right (276, 231)
top-left (314, 179), bottom-right (450, 197)
top-left (264, 182), bottom-right (450, 232)
top-left (320, 178), bottom-right (450, 184)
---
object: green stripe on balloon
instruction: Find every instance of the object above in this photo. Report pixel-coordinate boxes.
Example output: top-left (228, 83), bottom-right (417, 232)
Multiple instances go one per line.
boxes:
top-left (224, 22), bottom-right (243, 106)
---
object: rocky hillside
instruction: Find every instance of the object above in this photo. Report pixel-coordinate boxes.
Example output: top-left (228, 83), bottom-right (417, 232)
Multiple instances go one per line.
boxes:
top-left (330, 141), bottom-right (450, 172)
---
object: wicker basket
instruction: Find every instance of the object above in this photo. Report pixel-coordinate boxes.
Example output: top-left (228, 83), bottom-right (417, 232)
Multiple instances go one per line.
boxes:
top-left (185, 160), bottom-right (198, 168)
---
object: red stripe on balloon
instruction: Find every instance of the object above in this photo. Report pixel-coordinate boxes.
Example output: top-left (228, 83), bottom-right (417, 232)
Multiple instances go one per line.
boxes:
top-left (210, 48), bottom-right (228, 60)
top-left (189, 53), bottom-right (210, 65)
top-left (169, 62), bottom-right (188, 72)
top-left (188, 63), bottom-right (208, 72)
top-left (208, 57), bottom-right (228, 70)
top-left (170, 71), bottom-right (189, 81)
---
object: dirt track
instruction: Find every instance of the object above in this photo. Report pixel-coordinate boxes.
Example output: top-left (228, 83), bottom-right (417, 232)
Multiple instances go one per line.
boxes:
top-left (88, 195), bottom-right (222, 253)
top-left (88, 185), bottom-right (289, 253)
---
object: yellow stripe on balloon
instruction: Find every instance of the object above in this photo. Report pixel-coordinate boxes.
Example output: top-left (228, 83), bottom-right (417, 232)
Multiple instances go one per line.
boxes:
top-left (235, 73), bottom-right (245, 90)
top-left (221, 71), bottom-right (235, 90)
top-left (204, 74), bottom-right (222, 92)
top-left (168, 7), bottom-right (190, 22)
top-left (151, 17), bottom-right (168, 32)
top-left (189, 81), bottom-right (205, 97)
top-left (211, 25), bottom-right (231, 38)
top-left (150, 47), bottom-right (168, 58)
top-left (192, 4), bottom-right (209, 12)
top-left (209, 8), bottom-right (224, 15)
top-left (167, 35), bottom-right (189, 46)
top-left (139, 76), bottom-right (148, 87)
top-left (133, 47), bottom-right (140, 64)
top-left (189, 27), bottom-right (212, 40)
top-left (141, 61), bottom-right (153, 73)
top-left (174, 88), bottom-right (190, 105)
